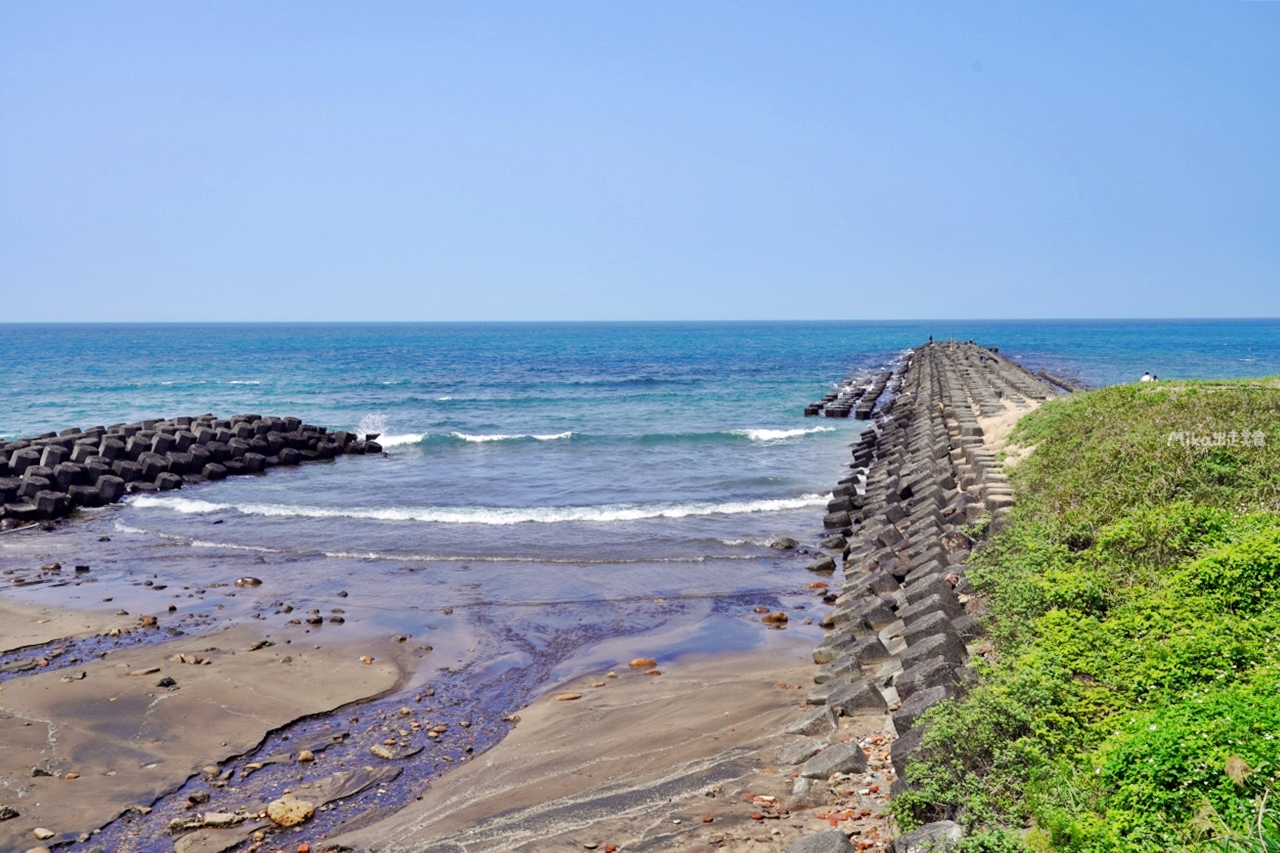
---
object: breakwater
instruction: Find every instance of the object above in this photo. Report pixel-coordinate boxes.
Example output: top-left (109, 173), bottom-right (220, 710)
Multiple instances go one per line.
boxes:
top-left (784, 342), bottom-right (1062, 853)
top-left (0, 415), bottom-right (383, 526)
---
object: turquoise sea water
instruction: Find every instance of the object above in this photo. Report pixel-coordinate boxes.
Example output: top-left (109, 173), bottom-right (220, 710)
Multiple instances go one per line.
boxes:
top-left (2, 321), bottom-right (1278, 627)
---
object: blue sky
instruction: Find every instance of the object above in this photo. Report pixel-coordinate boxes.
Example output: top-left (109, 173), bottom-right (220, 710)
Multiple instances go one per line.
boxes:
top-left (2, 2), bottom-right (1277, 321)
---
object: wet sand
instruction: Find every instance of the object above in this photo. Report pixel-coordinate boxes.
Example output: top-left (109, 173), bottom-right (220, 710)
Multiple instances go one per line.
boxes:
top-left (0, 596), bottom-right (134, 655)
top-left (331, 639), bottom-right (887, 853)
top-left (0, 617), bottom-right (407, 851)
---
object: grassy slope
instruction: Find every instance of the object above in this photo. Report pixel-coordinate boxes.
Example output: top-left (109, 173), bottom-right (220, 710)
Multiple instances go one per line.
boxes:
top-left (892, 379), bottom-right (1280, 852)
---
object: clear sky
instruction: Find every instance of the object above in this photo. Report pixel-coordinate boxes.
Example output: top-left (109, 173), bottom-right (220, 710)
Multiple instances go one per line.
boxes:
top-left (2, 2), bottom-right (1278, 321)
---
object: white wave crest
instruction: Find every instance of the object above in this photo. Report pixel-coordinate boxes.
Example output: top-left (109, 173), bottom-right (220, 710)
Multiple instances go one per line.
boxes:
top-left (376, 433), bottom-right (427, 447)
top-left (731, 426), bottom-right (835, 441)
top-left (227, 380), bottom-right (261, 385)
top-left (451, 431), bottom-right (574, 443)
top-left (128, 493), bottom-right (829, 525)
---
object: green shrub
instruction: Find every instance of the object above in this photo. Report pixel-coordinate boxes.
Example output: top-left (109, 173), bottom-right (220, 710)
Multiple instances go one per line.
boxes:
top-left (898, 379), bottom-right (1280, 851)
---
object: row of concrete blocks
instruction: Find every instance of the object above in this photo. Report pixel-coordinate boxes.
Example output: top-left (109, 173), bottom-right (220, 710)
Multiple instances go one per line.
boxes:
top-left (803, 370), bottom-right (893, 419)
top-left (0, 414), bottom-right (382, 524)
top-left (782, 345), bottom-right (1029, 853)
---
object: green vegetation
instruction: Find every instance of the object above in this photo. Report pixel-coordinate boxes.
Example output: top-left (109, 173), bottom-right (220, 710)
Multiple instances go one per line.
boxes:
top-left (891, 380), bottom-right (1280, 852)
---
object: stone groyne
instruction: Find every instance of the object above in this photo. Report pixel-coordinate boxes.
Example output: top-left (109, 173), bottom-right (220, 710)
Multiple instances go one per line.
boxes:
top-left (0, 414), bottom-right (383, 527)
top-left (784, 342), bottom-right (1063, 853)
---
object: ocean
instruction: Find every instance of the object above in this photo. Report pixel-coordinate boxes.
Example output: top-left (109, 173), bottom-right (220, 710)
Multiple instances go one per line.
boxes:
top-left (1, 320), bottom-right (1278, 845)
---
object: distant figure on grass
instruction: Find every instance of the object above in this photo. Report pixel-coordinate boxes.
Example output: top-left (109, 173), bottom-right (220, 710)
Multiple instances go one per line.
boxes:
top-left (1141, 372), bottom-right (1153, 382)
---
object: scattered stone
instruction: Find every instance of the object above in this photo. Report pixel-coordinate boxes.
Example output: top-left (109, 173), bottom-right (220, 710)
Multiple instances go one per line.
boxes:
top-left (629, 657), bottom-right (657, 668)
top-left (0, 805), bottom-right (18, 821)
top-left (556, 694), bottom-right (582, 701)
top-left (30, 767), bottom-right (52, 778)
top-left (235, 577), bottom-right (262, 587)
top-left (266, 796), bottom-right (315, 827)
top-left (157, 676), bottom-right (177, 688)
top-left (770, 537), bottom-right (799, 550)
top-left (359, 655), bottom-right (374, 665)
top-left (33, 829), bottom-right (55, 841)
top-left (297, 750), bottom-right (315, 762)
top-left (761, 611), bottom-right (788, 624)
top-left (129, 667), bottom-right (161, 676)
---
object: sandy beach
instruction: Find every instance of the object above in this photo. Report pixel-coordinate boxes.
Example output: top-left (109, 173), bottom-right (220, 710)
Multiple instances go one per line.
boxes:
top-left (0, 594), bottom-right (410, 851)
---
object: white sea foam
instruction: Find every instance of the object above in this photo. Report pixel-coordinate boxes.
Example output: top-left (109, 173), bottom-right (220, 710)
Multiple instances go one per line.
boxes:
top-left (436, 396), bottom-right (454, 401)
top-left (450, 431), bottom-right (574, 443)
top-left (376, 433), bottom-right (427, 448)
top-left (227, 380), bottom-right (261, 385)
top-left (128, 493), bottom-right (829, 525)
top-left (730, 426), bottom-right (835, 441)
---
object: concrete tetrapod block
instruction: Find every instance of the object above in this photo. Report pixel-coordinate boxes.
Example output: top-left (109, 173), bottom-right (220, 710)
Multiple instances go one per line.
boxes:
top-left (902, 611), bottom-right (954, 646)
top-left (799, 740), bottom-right (868, 779)
top-left (828, 679), bottom-right (888, 716)
top-left (900, 632), bottom-right (967, 672)
top-left (788, 830), bottom-right (854, 853)
top-left (895, 656), bottom-right (964, 702)
top-left (893, 820), bottom-right (964, 853)
top-left (96, 475), bottom-right (126, 503)
top-left (814, 655), bottom-right (862, 685)
top-left (34, 490), bottom-right (68, 519)
top-left (893, 685), bottom-right (954, 733)
top-left (785, 705), bottom-right (838, 737)
top-left (904, 575), bottom-right (954, 606)
top-left (779, 737), bottom-right (827, 765)
top-left (899, 593), bottom-right (963, 626)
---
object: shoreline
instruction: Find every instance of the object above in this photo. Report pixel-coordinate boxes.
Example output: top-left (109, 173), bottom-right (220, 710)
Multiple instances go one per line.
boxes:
top-left (0, 338), bottom-right (1062, 853)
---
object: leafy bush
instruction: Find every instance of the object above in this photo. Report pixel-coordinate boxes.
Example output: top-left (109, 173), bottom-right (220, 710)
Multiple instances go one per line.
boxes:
top-left (896, 379), bottom-right (1280, 851)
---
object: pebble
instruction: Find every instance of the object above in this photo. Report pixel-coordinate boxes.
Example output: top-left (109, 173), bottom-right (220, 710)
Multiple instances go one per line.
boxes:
top-left (33, 829), bottom-right (55, 840)
top-left (629, 658), bottom-right (658, 669)
top-left (761, 611), bottom-right (788, 624)
top-left (297, 750), bottom-right (315, 762)
top-left (360, 655), bottom-right (374, 665)
top-left (556, 694), bottom-right (582, 701)
top-left (234, 577), bottom-right (263, 587)
top-left (644, 669), bottom-right (662, 676)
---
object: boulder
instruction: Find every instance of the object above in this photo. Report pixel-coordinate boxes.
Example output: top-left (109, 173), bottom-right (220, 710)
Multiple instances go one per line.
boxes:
top-left (808, 556), bottom-right (836, 573)
top-left (202, 463), bottom-right (228, 481)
